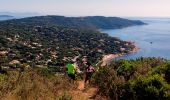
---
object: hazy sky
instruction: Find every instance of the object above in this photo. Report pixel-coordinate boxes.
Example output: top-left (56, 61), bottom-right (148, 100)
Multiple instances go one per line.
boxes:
top-left (0, 0), bottom-right (170, 17)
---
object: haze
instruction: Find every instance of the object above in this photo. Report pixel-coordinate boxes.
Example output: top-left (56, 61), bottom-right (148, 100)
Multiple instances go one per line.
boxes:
top-left (0, 0), bottom-right (170, 17)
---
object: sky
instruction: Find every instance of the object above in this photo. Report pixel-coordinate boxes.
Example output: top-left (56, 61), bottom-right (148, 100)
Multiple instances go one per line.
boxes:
top-left (0, 0), bottom-right (170, 17)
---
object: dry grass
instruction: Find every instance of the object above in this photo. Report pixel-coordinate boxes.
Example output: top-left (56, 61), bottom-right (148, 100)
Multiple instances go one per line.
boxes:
top-left (0, 68), bottom-right (74, 100)
top-left (0, 68), bottom-right (105, 100)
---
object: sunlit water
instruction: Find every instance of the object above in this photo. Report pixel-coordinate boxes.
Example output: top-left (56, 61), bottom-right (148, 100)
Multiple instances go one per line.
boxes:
top-left (101, 18), bottom-right (170, 60)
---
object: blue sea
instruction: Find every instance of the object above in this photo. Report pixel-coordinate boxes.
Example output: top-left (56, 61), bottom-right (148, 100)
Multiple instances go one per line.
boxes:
top-left (101, 18), bottom-right (170, 60)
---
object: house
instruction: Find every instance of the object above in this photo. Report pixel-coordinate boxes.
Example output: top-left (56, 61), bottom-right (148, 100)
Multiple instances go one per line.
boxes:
top-left (9, 60), bottom-right (20, 65)
top-left (0, 51), bottom-right (8, 56)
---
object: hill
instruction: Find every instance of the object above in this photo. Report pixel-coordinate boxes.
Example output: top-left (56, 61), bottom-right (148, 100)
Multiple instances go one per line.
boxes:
top-left (0, 12), bottom-right (40, 18)
top-left (0, 15), bottom-right (14, 21)
top-left (0, 16), bottom-right (143, 71)
top-left (1, 57), bottom-right (170, 100)
top-left (0, 15), bottom-right (13, 17)
top-left (1, 16), bottom-right (145, 29)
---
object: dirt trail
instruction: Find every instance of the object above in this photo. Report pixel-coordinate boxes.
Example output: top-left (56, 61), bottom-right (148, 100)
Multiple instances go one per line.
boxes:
top-left (77, 80), bottom-right (85, 90)
top-left (70, 80), bottom-right (98, 100)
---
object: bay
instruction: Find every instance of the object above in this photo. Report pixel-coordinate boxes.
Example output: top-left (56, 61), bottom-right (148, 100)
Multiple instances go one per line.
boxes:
top-left (101, 18), bottom-right (170, 60)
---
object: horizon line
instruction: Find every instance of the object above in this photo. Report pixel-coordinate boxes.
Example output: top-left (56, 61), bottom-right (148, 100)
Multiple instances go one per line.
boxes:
top-left (1, 11), bottom-right (170, 18)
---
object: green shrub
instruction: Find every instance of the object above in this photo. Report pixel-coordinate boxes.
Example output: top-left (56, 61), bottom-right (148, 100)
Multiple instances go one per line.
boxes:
top-left (116, 60), bottom-right (135, 81)
top-left (93, 58), bottom-right (170, 100)
top-left (127, 74), bottom-right (170, 100)
top-left (149, 63), bottom-right (170, 84)
top-left (165, 64), bottom-right (170, 83)
top-left (117, 60), bottom-right (134, 74)
top-left (93, 66), bottom-right (125, 99)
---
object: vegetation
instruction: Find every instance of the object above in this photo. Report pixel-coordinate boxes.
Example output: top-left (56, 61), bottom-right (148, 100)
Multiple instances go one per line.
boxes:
top-left (0, 16), bottom-right (140, 72)
top-left (0, 67), bottom-right (74, 100)
top-left (2, 16), bottom-right (163, 100)
top-left (1, 57), bottom-right (170, 100)
top-left (0, 16), bottom-right (145, 29)
top-left (93, 57), bottom-right (170, 100)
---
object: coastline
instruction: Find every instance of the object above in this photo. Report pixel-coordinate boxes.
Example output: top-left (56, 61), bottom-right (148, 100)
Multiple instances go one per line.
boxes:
top-left (101, 42), bottom-right (139, 66)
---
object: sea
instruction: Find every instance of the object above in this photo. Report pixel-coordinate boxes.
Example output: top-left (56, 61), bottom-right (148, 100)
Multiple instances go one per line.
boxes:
top-left (101, 17), bottom-right (170, 60)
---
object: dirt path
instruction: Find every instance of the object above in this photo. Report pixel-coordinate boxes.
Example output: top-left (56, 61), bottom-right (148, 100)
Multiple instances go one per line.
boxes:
top-left (70, 80), bottom-right (98, 100)
top-left (77, 80), bottom-right (85, 90)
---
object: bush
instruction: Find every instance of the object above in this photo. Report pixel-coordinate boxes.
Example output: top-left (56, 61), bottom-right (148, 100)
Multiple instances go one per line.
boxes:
top-left (128, 74), bottom-right (170, 100)
top-left (165, 63), bottom-right (170, 83)
top-left (93, 58), bottom-right (170, 100)
top-left (116, 60), bottom-right (135, 81)
top-left (150, 63), bottom-right (170, 84)
top-left (93, 66), bottom-right (125, 99)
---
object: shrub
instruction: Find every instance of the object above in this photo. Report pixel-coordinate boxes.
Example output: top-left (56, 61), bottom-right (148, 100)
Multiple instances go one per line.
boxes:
top-left (128, 74), bottom-right (170, 100)
top-left (93, 66), bottom-right (125, 99)
top-left (93, 58), bottom-right (170, 100)
top-left (165, 63), bottom-right (170, 83)
top-left (116, 60), bottom-right (135, 81)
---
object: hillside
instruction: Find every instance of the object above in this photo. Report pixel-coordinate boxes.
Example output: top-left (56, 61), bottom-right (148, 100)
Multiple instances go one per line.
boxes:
top-left (0, 16), bottom-right (145, 29)
top-left (1, 57), bottom-right (170, 100)
top-left (0, 16), bottom-right (143, 71)
top-left (0, 16), bottom-right (149, 100)
top-left (94, 57), bottom-right (170, 100)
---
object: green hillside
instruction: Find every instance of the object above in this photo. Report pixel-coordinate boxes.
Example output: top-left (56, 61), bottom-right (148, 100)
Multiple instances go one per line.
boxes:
top-left (0, 16), bottom-right (145, 29)
top-left (0, 16), bottom-right (140, 71)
